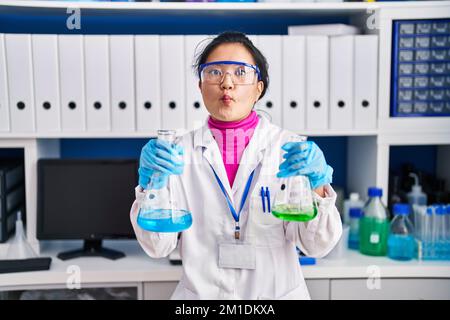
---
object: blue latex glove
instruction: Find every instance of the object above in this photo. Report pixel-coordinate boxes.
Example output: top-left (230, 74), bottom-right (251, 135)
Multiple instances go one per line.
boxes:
top-left (276, 141), bottom-right (333, 190)
top-left (138, 139), bottom-right (184, 190)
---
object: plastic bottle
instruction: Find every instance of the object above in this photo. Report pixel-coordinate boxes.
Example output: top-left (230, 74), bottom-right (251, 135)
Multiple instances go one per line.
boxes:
top-left (348, 207), bottom-right (363, 250)
top-left (432, 204), bottom-right (447, 260)
top-left (6, 211), bottom-right (38, 260)
top-left (343, 192), bottom-right (364, 225)
top-left (423, 206), bottom-right (435, 260)
top-left (446, 205), bottom-right (450, 260)
top-left (359, 187), bottom-right (390, 256)
top-left (407, 173), bottom-right (427, 206)
top-left (387, 204), bottom-right (415, 261)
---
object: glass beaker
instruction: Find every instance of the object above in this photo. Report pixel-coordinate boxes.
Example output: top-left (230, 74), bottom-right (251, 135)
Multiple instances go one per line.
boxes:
top-left (272, 137), bottom-right (318, 222)
top-left (137, 130), bottom-right (192, 233)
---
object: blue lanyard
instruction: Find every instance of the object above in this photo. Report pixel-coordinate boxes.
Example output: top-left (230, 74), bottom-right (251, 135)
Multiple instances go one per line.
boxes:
top-left (210, 165), bottom-right (255, 239)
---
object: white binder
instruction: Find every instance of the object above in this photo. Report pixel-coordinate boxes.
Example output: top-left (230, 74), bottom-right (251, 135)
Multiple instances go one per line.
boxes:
top-left (0, 34), bottom-right (10, 132)
top-left (32, 34), bottom-right (61, 132)
top-left (305, 36), bottom-right (329, 131)
top-left (135, 35), bottom-right (161, 133)
top-left (4, 34), bottom-right (35, 132)
top-left (282, 35), bottom-right (306, 132)
top-left (185, 35), bottom-right (209, 131)
top-left (110, 35), bottom-right (135, 132)
top-left (354, 35), bottom-right (378, 130)
top-left (59, 35), bottom-right (86, 132)
top-left (84, 35), bottom-right (110, 132)
top-left (329, 35), bottom-right (354, 130)
top-left (257, 35), bottom-right (282, 126)
top-left (160, 36), bottom-right (185, 133)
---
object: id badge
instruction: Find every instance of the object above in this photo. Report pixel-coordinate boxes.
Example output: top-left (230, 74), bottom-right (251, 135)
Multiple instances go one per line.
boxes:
top-left (218, 241), bottom-right (256, 270)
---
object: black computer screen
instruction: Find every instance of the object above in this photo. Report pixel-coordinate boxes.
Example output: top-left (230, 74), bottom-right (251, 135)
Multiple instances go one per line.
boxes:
top-left (37, 159), bottom-right (137, 240)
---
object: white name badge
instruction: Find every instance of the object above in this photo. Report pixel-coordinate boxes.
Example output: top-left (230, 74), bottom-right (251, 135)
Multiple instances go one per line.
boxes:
top-left (218, 241), bottom-right (256, 270)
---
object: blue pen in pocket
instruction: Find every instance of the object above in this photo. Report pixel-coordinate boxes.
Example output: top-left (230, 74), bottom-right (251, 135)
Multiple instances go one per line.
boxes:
top-left (260, 186), bottom-right (266, 213)
top-left (265, 187), bottom-right (271, 213)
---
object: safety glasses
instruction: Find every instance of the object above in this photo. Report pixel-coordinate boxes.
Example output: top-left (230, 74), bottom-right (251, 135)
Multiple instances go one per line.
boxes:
top-left (199, 60), bottom-right (262, 85)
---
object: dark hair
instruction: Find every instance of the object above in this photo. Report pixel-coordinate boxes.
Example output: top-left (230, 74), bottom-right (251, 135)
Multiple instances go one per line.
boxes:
top-left (193, 31), bottom-right (269, 101)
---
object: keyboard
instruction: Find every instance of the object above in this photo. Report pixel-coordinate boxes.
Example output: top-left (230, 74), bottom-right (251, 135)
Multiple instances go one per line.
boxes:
top-left (0, 257), bottom-right (52, 274)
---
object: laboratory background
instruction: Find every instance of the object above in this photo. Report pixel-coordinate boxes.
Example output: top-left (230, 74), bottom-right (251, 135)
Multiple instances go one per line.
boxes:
top-left (0, 0), bottom-right (450, 300)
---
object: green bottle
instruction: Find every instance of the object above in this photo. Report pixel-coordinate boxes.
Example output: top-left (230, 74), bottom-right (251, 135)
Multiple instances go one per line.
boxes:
top-left (359, 187), bottom-right (390, 256)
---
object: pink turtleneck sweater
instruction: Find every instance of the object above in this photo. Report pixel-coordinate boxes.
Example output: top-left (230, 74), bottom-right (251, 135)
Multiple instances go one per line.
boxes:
top-left (208, 111), bottom-right (259, 187)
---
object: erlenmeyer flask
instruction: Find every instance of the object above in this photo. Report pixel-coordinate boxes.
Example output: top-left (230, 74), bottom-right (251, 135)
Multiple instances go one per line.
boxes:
top-left (272, 137), bottom-right (318, 222)
top-left (137, 130), bottom-right (192, 232)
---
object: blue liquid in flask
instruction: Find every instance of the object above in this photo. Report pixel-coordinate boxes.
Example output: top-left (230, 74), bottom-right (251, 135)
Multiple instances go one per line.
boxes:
top-left (137, 208), bottom-right (192, 232)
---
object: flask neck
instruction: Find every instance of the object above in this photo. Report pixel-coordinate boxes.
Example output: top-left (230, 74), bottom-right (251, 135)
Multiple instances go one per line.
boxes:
top-left (157, 130), bottom-right (176, 143)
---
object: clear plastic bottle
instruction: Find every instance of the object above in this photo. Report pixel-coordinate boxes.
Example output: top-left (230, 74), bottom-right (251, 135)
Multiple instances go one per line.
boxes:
top-left (359, 187), bottom-right (390, 256)
top-left (432, 204), bottom-right (447, 260)
top-left (137, 130), bottom-right (192, 233)
top-left (444, 204), bottom-right (450, 260)
top-left (387, 204), bottom-right (415, 261)
top-left (6, 211), bottom-right (38, 260)
top-left (343, 193), bottom-right (364, 225)
top-left (424, 206), bottom-right (435, 260)
top-left (348, 207), bottom-right (362, 250)
top-left (407, 173), bottom-right (427, 206)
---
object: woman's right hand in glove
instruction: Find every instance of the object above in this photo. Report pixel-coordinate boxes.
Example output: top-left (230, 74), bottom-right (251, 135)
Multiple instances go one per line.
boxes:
top-left (138, 139), bottom-right (184, 190)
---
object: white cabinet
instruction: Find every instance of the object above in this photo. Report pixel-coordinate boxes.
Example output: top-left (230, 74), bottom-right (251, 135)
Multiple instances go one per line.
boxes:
top-left (143, 281), bottom-right (178, 300)
top-left (305, 279), bottom-right (330, 300)
top-left (0, 282), bottom-right (142, 300)
top-left (141, 278), bottom-right (450, 300)
top-left (330, 279), bottom-right (450, 300)
top-left (142, 280), bottom-right (330, 300)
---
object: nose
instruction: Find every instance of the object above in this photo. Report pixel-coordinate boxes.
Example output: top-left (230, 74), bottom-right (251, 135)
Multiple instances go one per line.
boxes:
top-left (220, 73), bottom-right (234, 90)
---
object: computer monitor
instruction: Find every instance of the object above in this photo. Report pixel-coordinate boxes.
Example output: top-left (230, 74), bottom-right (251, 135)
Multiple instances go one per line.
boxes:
top-left (37, 159), bottom-right (138, 261)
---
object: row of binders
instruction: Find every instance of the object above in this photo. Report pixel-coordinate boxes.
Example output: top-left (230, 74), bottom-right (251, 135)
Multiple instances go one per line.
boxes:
top-left (0, 33), bottom-right (378, 134)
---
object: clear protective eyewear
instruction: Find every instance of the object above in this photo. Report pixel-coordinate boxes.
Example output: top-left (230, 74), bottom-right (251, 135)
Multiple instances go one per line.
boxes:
top-left (199, 60), bottom-right (262, 85)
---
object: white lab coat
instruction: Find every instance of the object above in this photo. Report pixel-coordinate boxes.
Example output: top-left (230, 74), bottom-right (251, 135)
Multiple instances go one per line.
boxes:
top-left (130, 114), bottom-right (342, 300)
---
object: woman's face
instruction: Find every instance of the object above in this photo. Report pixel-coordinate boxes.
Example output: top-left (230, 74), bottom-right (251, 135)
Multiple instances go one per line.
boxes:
top-left (199, 43), bottom-right (264, 122)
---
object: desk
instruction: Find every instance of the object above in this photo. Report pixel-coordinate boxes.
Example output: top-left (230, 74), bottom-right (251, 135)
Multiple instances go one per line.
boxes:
top-left (1, 240), bottom-right (449, 300)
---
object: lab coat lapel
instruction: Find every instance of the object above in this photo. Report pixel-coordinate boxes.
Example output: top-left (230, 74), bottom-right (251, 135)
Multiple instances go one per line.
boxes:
top-left (194, 123), bottom-right (234, 204)
top-left (231, 115), bottom-right (271, 197)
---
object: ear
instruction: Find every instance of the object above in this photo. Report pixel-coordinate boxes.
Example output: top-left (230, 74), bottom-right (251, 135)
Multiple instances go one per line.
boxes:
top-left (255, 80), bottom-right (264, 102)
top-left (198, 80), bottom-right (202, 92)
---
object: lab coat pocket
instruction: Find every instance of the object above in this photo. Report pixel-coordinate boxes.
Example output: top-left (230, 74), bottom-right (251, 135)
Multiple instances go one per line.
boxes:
top-left (249, 193), bottom-right (285, 248)
top-left (249, 194), bottom-right (282, 226)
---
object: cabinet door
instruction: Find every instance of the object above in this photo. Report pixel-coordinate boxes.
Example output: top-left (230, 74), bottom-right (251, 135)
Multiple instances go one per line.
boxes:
top-left (143, 281), bottom-right (178, 300)
top-left (331, 279), bottom-right (450, 300)
top-left (143, 280), bottom-right (330, 300)
top-left (305, 279), bottom-right (330, 300)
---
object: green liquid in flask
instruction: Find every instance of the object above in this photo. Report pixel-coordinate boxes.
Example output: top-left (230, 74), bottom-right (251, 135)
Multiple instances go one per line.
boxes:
top-left (137, 208), bottom-right (192, 232)
top-left (271, 204), bottom-right (318, 222)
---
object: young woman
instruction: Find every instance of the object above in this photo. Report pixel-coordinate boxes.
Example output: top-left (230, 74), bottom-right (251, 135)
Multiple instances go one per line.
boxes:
top-left (130, 31), bottom-right (342, 300)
